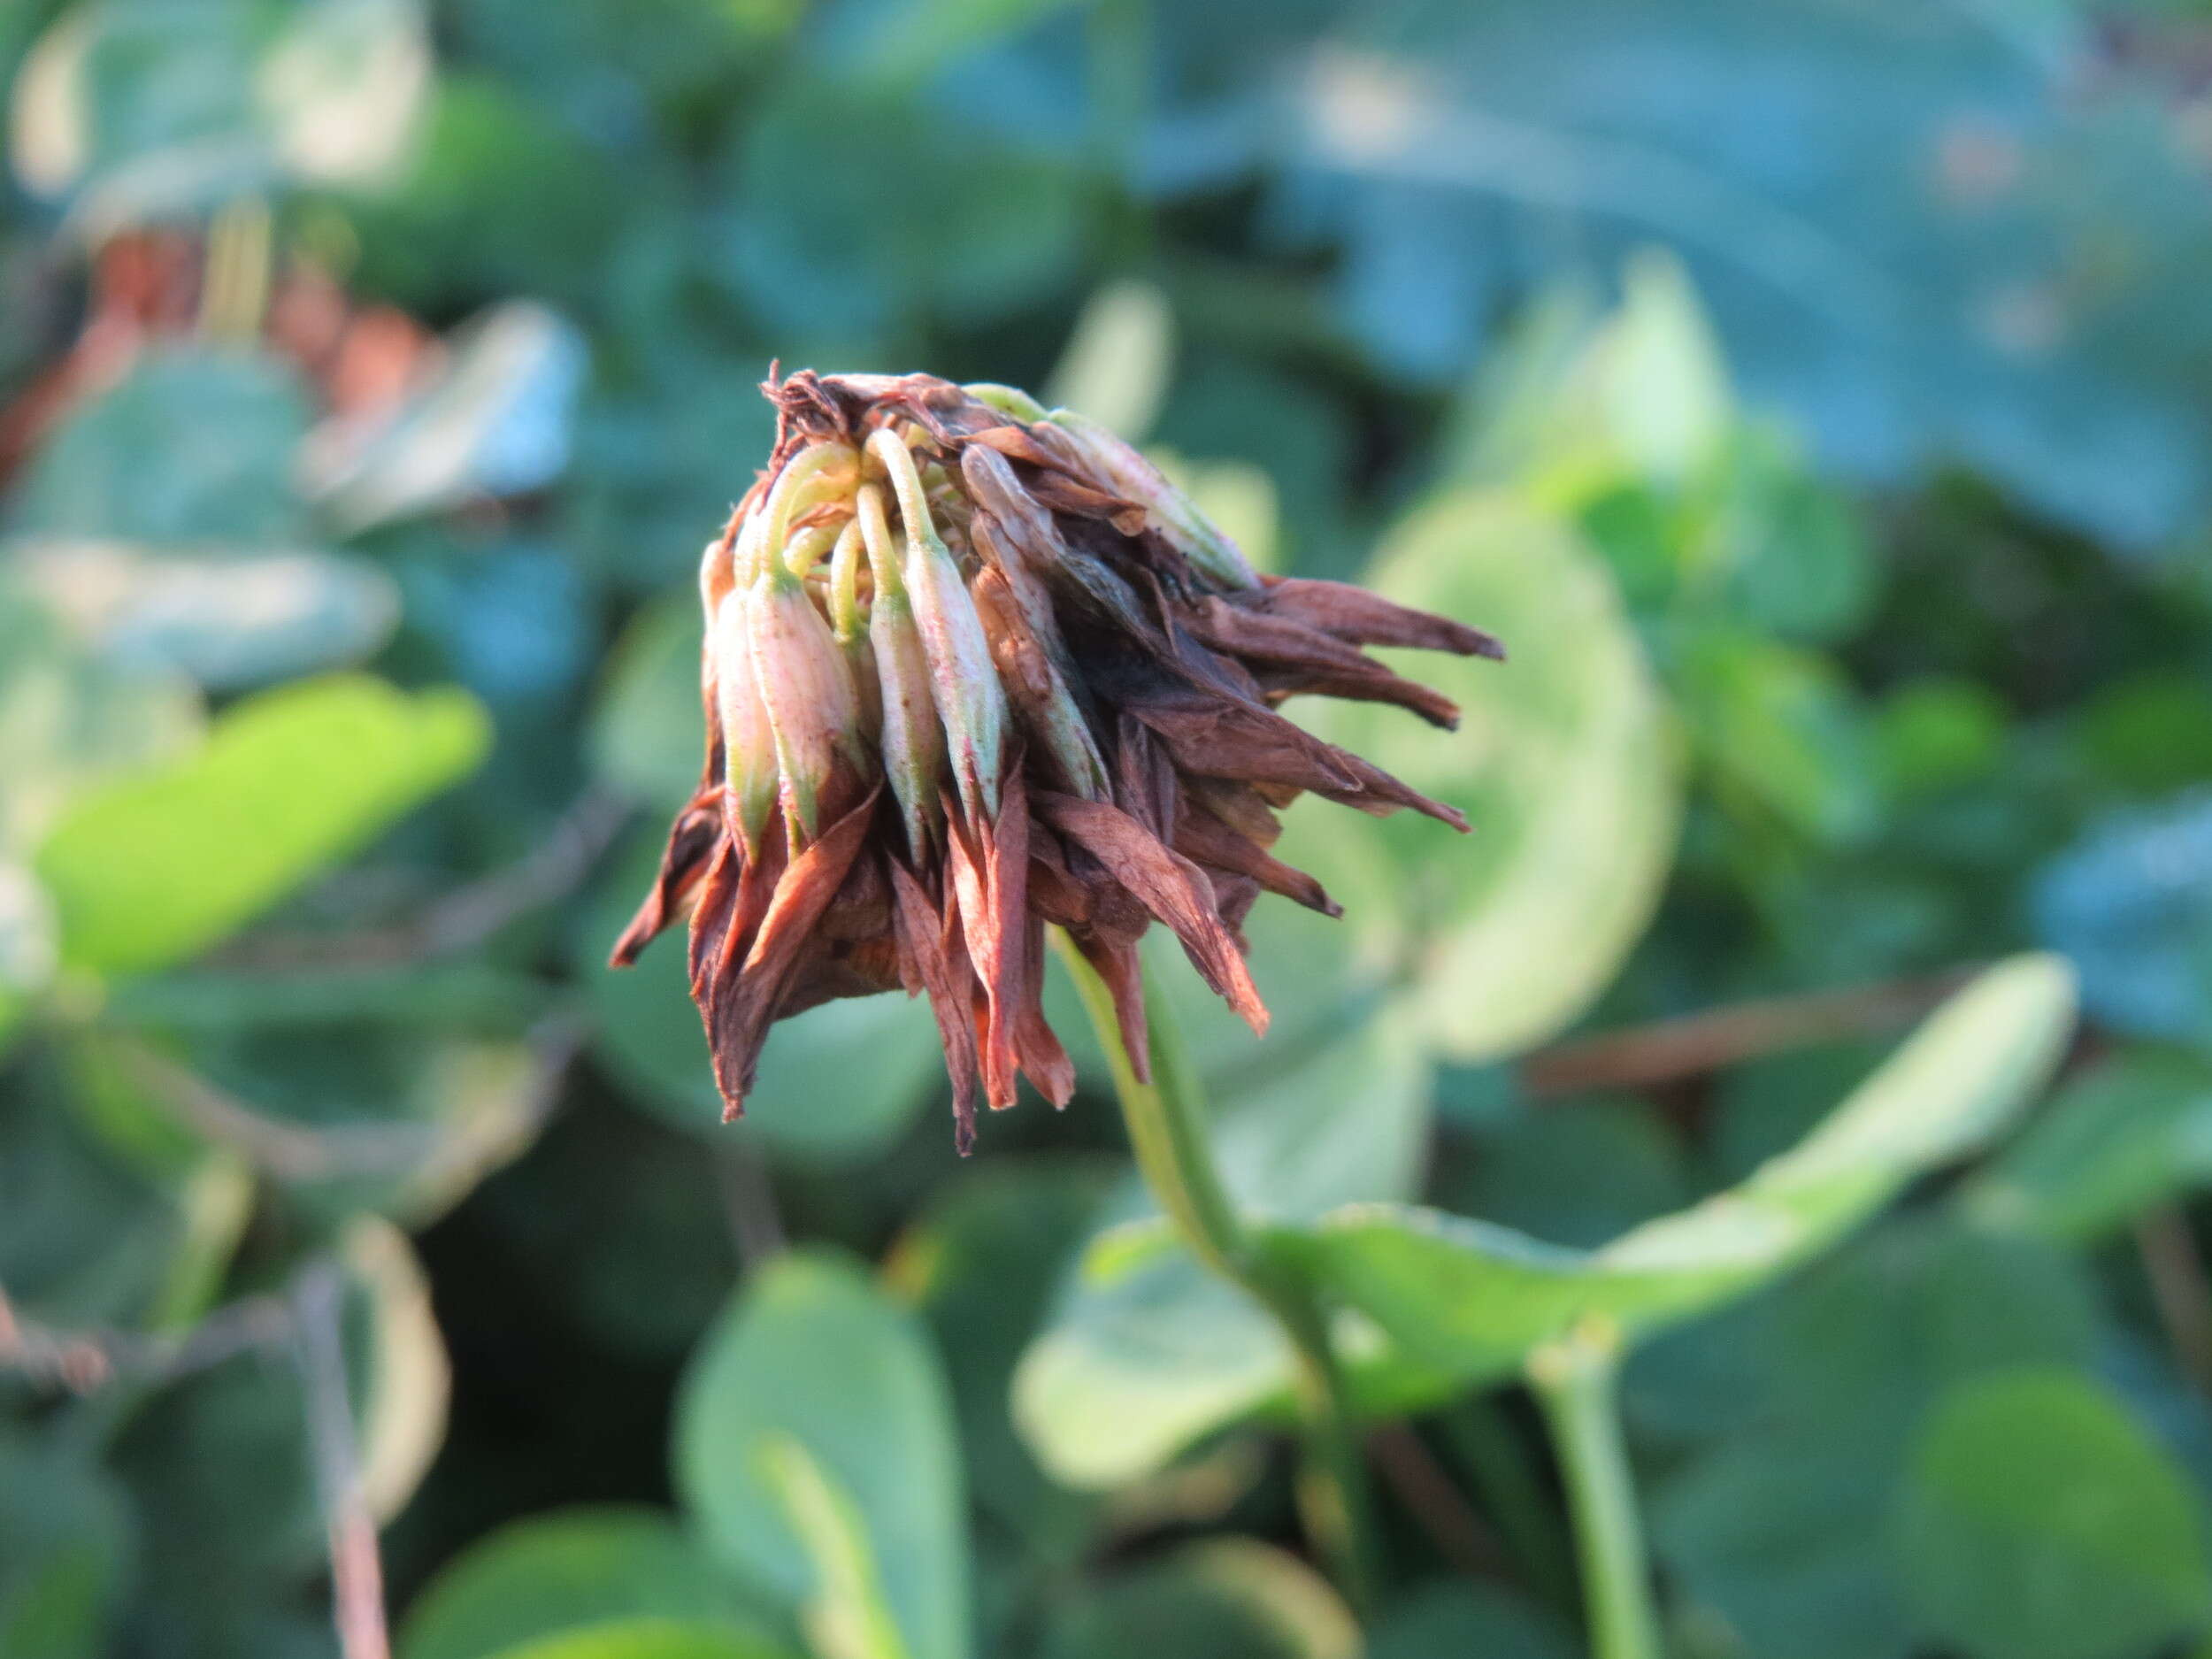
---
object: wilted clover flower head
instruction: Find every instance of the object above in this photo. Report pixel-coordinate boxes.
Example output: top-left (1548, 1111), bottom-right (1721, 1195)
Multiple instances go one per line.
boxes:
top-left (611, 370), bottom-right (1501, 1151)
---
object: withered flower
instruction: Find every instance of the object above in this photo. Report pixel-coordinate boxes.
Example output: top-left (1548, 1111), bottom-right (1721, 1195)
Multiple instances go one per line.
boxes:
top-left (611, 372), bottom-right (1501, 1151)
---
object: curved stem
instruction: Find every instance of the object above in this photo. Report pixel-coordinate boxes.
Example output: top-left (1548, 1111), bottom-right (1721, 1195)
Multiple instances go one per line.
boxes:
top-left (1528, 1320), bottom-right (1661, 1659)
top-left (1051, 934), bottom-right (1379, 1610)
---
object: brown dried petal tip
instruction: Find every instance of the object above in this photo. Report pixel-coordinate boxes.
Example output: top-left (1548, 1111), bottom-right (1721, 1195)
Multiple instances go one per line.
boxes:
top-left (611, 370), bottom-right (1499, 1151)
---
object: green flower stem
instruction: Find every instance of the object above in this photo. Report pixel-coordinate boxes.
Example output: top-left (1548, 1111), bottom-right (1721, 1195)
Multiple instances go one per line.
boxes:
top-left (1528, 1318), bottom-right (1661, 1659)
top-left (1052, 933), bottom-right (1379, 1611)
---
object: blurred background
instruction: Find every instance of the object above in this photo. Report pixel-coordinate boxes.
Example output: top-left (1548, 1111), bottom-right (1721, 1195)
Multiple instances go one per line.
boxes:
top-left (5, 2), bottom-right (2212, 1657)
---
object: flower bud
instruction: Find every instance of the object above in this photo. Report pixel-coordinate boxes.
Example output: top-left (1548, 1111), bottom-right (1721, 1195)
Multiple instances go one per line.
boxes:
top-left (709, 582), bottom-right (779, 855)
top-left (1045, 409), bottom-right (1260, 591)
top-left (868, 428), bottom-right (1009, 823)
top-left (747, 560), bottom-right (870, 842)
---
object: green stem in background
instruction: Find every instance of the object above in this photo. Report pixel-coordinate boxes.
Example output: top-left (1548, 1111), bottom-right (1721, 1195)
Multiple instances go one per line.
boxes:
top-left (1528, 1319), bottom-right (1661, 1659)
top-left (1051, 933), bottom-right (1379, 1612)
top-left (1439, 1396), bottom-right (1579, 1610)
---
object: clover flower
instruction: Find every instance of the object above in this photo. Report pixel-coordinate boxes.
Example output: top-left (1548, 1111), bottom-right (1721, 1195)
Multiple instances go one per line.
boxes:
top-left (612, 371), bottom-right (1500, 1150)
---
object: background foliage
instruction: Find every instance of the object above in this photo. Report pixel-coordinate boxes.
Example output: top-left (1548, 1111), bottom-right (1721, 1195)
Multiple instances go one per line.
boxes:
top-left (4, 2), bottom-right (2212, 1656)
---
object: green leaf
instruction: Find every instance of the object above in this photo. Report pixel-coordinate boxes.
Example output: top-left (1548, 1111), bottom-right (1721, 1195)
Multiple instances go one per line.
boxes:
top-left (1297, 955), bottom-right (2075, 1398)
top-left (1968, 1047), bottom-right (2212, 1242)
top-left (1044, 280), bottom-right (1175, 442)
top-left (1367, 1582), bottom-right (1578, 1659)
top-left (35, 674), bottom-right (489, 974)
top-left (10, 348), bottom-right (311, 544)
top-left (0, 1432), bottom-right (134, 1659)
top-left (11, 0), bottom-right (429, 232)
top-left (9, 537), bottom-right (401, 689)
top-left (673, 1250), bottom-right (969, 1659)
top-left (1324, 488), bottom-right (1680, 1064)
top-left (0, 588), bottom-right (203, 856)
top-left (400, 1508), bottom-right (776, 1659)
top-left (1014, 1004), bottom-right (1432, 1488)
top-left (588, 592), bottom-right (708, 814)
top-left (756, 1438), bottom-right (910, 1659)
top-left (816, 0), bottom-right (1081, 85)
top-left (886, 1164), bottom-right (1111, 1552)
top-left (1676, 626), bottom-right (1880, 848)
top-left (486, 1623), bottom-right (791, 1659)
top-left (581, 830), bottom-right (942, 1160)
top-left (1894, 1367), bottom-right (2211, 1659)
top-left (1036, 1540), bottom-right (1359, 1659)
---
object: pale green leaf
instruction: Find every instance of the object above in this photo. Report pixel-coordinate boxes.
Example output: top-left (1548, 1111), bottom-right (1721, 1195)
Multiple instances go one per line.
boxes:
top-left (1895, 1368), bottom-right (2211, 1659)
top-left (1300, 955), bottom-right (2075, 1397)
top-left (674, 1251), bottom-right (968, 1659)
top-left (400, 1508), bottom-right (776, 1659)
top-left (1323, 488), bottom-right (1680, 1064)
top-left (35, 674), bottom-right (489, 974)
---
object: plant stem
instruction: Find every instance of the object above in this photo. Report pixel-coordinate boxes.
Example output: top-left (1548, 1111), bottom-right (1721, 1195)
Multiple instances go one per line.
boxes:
top-left (1529, 1319), bottom-right (1660, 1659)
top-left (1051, 934), bottom-right (1379, 1611)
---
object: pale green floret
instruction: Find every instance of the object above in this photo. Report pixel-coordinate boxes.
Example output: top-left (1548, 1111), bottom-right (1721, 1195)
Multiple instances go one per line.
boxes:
top-left (963, 381), bottom-right (1048, 422)
top-left (747, 558), bottom-right (868, 842)
top-left (858, 483), bottom-right (946, 853)
top-left (1045, 410), bottom-right (1260, 590)
top-left (710, 584), bottom-right (780, 855)
top-left (866, 429), bottom-right (1009, 822)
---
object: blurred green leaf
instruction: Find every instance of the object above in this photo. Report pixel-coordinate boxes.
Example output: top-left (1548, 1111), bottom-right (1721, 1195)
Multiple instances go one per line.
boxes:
top-left (1297, 956), bottom-right (2074, 1398)
top-left (756, 1436), bottom-right (910, 1659)
top-left (9, 538), bottom-right (401, 690)
top-left (886, 1163), bottom-right (1110, 1552)
top-left (1045, 280), bottom-right (1176, 442)
top-left (1970, 1048), bottom-right (2212, 1242)
top-left (821, 0), bottom-right (1083, 85)
top-left (674, 1250), bottom-right (970, 1659)
top-left (1325, 489), bottom-right (1680, 1064)
top-left (11, 0), bottom-right (428, 230)
top-left (1036, 1540), bottom-right (1359, 1659)
top-left (1014, 1004), bottom-right (1431, 1488)
top-left (11, 348), bottom-right (311, 544)
top-left (719, 79), bottom-right (1081, 340)
top-left (487, 1624), bottom-right (792, 1659)
top-left (1366, 1582), bottom-right (1578, 1659)
top-left (0, 589), bottom-right (203, 855)
top-left (1677, 627), bottom-right (1879, 848)
top-left (303, 301), bottom-right (588, 533)
top-left (401, 1508), bottom-right (778, 1659)
top-left (1895, 1367), bottom-right (2211, 1659)
top-left (35, 674), bottom-right (489, 974)
top-left (0, 1432), bottom-right (134, 1659)
top-left (1650, 1221), bottom-right (2101, 1659)
top-left (588, 592), bottom-right (706, 814)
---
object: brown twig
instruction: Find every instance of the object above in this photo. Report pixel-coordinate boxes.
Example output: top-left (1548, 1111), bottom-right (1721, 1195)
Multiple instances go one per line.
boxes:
top-left (115, 1010), bottom-right (585, 1193)
top-left (294, 1264), bottom-right (392, 1659)
top-left (1367, 1423), bottom-right (1511, 1580)
top-left (1519, 967), bottom-right (1978, 1098)
top-left (717, 1137), bottom-right (787, 1270)
top-left (2135, 1206), bottom-right (2212, 1397)
top-left (215, 787), bottom-right (630, 971)
top-left (0, 1278), bottom-right (293, 1394)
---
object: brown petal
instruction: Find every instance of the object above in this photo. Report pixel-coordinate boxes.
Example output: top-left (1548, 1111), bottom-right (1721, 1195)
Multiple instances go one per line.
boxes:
top-left (1013, 914), bottom-right (1075, 1108)
top-left (1173, 797), bottom-right (1340, 917)
top-left (889, 858), bottom-right (982, 1153)
top-left (702, 789), bottom-right (878, 1120)
top-left (1254, 575), bottom-right (1506, 660)
top-left (944, 779), bottom-right (1033, 1113)
top-left (610, 788), bottom-right (722, 967)
top-left (1033, 791), bottom-right (1269, 1038)
top-left (1186, 596), bottom-right (1464, 728)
